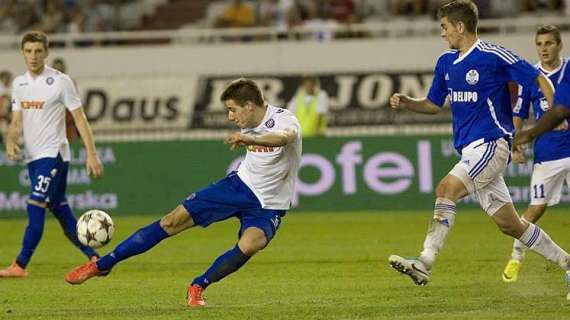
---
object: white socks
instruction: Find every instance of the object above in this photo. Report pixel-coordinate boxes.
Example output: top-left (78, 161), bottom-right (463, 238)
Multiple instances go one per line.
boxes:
top-left (518, 222), bottom-right (569, 269)
top-left (420, 198), bottom-right (456, 269)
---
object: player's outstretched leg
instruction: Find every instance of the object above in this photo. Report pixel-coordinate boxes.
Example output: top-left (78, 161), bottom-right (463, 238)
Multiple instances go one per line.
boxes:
top-left (187, 227), bottom-right (265, 307)
top-left (65, 219), bottom-right (170, 284)
top-left (503, 205), bottom-right (547, 283)
top-left (51, 202), bottom-right (99, 260)
top-left (389, 197), bottom-right (456, 286)
top-left (0, 202), bottom-right (46, 278)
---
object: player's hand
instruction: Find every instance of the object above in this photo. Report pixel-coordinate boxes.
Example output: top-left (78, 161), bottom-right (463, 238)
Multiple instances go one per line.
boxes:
top-left (225, 132), bottom-right (253, 150)
top-left (512, 147), bottom-right (525, 164)
top-left (513, 129), bottom-right (533, 148)
top-left (6, 140), bottom-right (20, 161)
top-left (389, 93), bottom-right (409, 110)
top-left (86, 152), bottom-right (104, 179)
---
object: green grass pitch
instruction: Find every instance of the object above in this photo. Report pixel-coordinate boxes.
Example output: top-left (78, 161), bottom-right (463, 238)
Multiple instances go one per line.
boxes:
top-left (1, 210), bottom-right (569, 319)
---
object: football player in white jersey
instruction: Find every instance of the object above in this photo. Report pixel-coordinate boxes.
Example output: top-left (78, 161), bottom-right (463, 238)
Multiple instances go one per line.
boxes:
top-left (0, 31), bottom-right (104, 278)
top-left (386, 1), bottom-right (570, 299)
top-left (65, 78), bottom-right (302, 308)
top-left (502, 25), bottom-right (570, 283)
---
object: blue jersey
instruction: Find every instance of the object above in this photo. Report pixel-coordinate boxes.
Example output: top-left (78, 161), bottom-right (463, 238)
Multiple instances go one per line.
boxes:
top-left (554, 57), bottom-right (570, 112)
top-left (514, 58), bottom-right (570, 163)
top-left (427, 39), bottom-right (539, 152)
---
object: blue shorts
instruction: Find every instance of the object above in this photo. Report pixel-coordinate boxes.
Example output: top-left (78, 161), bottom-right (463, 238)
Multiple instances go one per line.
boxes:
top-left (27, 155), bottom-right (69, 207)
top-left (182, 172), bottom-right (286, 243)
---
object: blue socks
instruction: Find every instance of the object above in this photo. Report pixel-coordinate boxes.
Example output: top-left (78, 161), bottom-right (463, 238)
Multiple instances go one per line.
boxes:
top-left (16, 204), bottom-right (46, 268)
top-left (51, 203), bottom-right (98, 259)
top-left (97, 220), bottom-right (169, 271)
top-left (192, 245), bottom-right (251, 289)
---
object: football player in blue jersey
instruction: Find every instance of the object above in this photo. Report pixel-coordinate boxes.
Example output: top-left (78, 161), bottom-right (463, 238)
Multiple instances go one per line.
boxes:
top-left (386, 1), bottom-right (570, 299)
top-left (513, 28), bottom-right (570, 302)
top-left (502, 25), bottom-right (570, 283)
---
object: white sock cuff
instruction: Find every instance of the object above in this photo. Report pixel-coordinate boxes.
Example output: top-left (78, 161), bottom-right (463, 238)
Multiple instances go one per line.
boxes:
top-left (518, 223), bottom-right (543, 249)
top-left (434, 197), bottom-right (456, 215)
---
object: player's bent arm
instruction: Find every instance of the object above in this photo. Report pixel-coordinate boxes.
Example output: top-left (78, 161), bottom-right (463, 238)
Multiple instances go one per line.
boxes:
top-left (391, 94), bottom-right (440, 114)
top-left (535, 73), bottom-right (554, 108)
top-left (6, 111), bottom-right (22, 160)
top-left (525, 105), bottom-right (570, 140)
top-left (407, 98), bottom-right (440, 114)
top-left (245, 127), bottom-right (298, 147)
top-left (513, 117), bottom-right (524, 132)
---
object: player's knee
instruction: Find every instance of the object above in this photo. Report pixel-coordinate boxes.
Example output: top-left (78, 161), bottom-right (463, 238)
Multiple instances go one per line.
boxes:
top-left (159, 207), bottom-right (194, 235)
top-left (159, 216), bottom-right (178, 235)
top-left (239, 236), bottom-right (267, 256)
top-left (435, 180), bottom-right (458, 199)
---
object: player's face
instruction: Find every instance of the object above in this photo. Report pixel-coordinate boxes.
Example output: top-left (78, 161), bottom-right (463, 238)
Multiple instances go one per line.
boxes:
top-left (225, 99), bottom-right (254, 129)
top-left (22, 42), bottom-right (47, 75)
top-left (440, 17), bottom-right (460, 49)
top-left (535, 33), bottom-right (562, 66)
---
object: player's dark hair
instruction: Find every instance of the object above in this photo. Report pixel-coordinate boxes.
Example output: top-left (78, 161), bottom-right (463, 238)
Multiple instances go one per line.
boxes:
top-left (220, 78), bottom-right (264, 107)
top-left (437, 0), bottom-right (478, 34)
top-left (21, 31), bottom-right (49, 51)
top-left (536, 25), bottom-right (561, 44)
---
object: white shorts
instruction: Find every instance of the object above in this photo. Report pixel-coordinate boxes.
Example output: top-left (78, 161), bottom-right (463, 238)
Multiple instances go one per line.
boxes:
top-left (449, 138), bottom-right (512, 216)
top-left (529, 157), bottom-right (570, 206)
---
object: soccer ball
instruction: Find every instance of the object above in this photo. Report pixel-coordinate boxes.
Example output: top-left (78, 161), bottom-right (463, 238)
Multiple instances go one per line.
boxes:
top-left (77, 209), bottom-right (115, 248)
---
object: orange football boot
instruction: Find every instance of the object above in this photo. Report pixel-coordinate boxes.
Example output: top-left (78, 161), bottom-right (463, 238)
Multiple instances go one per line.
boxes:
top-left (65, 262), bottom-right (107, 284)
top-left (187, 284), bottom-right (206, 307)
top-left (0, 262), bottom-right (28, 278)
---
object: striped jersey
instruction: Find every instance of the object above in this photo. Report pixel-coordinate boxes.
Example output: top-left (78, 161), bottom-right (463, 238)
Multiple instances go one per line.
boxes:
top-left (554, 57), bottom-right (570, 114)
top-left (513, 58), bottom-right (570, 163)
top-left (427, 39), bottom-right (539, 152)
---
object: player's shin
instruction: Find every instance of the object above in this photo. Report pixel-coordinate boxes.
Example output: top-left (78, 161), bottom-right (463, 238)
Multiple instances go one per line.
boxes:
top-left (519, 222), bottom-right (569, 269)
top-left (419, 198), bottom-right (456, 269)
top-left (96, 220), bottom-right (169, 271)
top-left (192, 245), bottom-right (251, 289)
top-left (51, 203), bottom-right (98, 259)
top-left (511, 239), bottom-right (527, 261)
top-left (16, 203), bottom-right (47, 268)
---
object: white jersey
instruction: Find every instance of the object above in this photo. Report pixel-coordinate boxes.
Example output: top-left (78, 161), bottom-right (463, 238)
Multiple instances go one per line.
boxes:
top-left (237, 105), bottom-right (302, 210)
top-left (11, 66), bottom-right (82, 163)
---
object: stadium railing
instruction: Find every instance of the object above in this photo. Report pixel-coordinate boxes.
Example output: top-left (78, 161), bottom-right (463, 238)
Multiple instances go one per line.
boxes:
top-left (0, 15), bottom-right (568, 49)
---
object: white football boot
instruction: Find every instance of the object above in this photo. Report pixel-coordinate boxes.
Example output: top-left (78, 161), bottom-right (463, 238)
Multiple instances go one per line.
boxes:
top-left (389, 255), bottom-right (431, 286)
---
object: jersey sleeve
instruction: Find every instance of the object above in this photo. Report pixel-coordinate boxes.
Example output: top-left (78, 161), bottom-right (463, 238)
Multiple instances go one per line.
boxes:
top-left (11, 80), bottom-right (21, 112)
top-left (60, 75), bottom-right (82, 111)
top-left (500, 57), bottom-right (540, 89)
top-left (426, 56), bottom-right (447, 107)
top-left (275, 110), bottom-right (301, 135)
top-left (554, 69), bottom-right (570, 110)
top-left (512, 84), bottom-right (531, 119)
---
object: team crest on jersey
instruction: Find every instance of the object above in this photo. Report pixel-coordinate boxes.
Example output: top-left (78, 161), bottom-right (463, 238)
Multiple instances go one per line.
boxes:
top-left (265, 118), bottom-right (275, 128)
top-left (465, 69), bottom-right (479, 85)
top-left (46, 77), bottom-right (54, 85)
top-left (275, 108), bottom-right (285, 113)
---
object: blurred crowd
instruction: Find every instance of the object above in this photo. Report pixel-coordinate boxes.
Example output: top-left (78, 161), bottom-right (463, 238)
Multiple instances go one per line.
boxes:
top-left (0, 0), bottom-right (119, 34)
top-left (212, 0), bottom-right (568, 29)
top-left (0, 0), bottom-right (567, 37)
